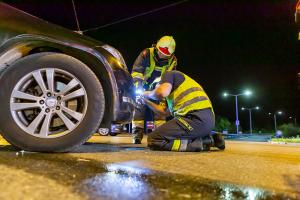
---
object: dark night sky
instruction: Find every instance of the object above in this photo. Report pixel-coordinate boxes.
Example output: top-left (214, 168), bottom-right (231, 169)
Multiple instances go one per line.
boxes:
top-left (4, 0), bottom-right (300, 131)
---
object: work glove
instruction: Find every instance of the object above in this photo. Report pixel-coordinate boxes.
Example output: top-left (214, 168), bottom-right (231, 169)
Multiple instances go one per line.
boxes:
top-left (134, 81), bottom-right (145, 108)
top-left (135, 95), bottom-right (146, 111)
top-left (134, 81), bottom-right (144, 96)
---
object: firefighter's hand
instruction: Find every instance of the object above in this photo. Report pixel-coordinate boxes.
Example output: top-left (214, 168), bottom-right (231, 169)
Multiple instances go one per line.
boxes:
top-left (134, 81), bottom-right (144, 95)
top-left (143, 91), bottom-right (151, 98)
top-left (135, 96), bottom-right (146, 110)
top-left (136, 95), bottom-right (144, 104)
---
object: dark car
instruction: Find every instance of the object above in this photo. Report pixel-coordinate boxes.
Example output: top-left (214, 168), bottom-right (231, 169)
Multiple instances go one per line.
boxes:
top-left (0, 3), bottom-right (136, 152)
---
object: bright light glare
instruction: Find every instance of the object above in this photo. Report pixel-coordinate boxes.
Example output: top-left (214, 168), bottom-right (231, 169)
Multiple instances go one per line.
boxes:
top-left (241, 107), bottom-right (245, 110)
top-left (277, 111), bottom-right (283, 115)
top-left (135, 89), bottom-right (144, 95)
top-left (82, 162), bottom-right (151, 199)
top-left (107, 163), bottom-right (150, 175)
top-left (223, 92), bottom-right (228, 97)
top-left (255, 106), bottom-right (260, 110)
top-left (244, 90), bottom-right (252, 96)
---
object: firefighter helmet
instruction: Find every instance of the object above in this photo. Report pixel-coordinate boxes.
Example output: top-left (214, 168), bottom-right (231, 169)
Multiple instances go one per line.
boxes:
top-left (156, 36), bottom-right (176, 56)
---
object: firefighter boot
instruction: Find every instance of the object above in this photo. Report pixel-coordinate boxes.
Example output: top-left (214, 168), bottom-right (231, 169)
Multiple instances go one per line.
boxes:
top-left (132, 127), bottom-right (144, 144)
top-left (187, 137), bottom-right (211, 152)
top-left (212, 133), bottom-right (225, 150)
top-left (202, 135), bottom-right (214, 150)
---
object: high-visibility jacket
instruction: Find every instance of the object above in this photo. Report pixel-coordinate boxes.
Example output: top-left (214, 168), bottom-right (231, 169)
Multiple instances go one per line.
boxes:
top-left (131, 47), bottom-right (177, 85)
top-left (166, 73), bottom-right (213, 116)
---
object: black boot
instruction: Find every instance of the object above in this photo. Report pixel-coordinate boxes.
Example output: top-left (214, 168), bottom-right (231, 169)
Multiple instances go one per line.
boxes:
top-left (202, 135), bottom-right (214, 151)
top-left (187, 138), bottom-right (211, 152)
top-left (132, 127), bottom-right (144, 144)
top-left (212, 133), bottom-right (225, 150)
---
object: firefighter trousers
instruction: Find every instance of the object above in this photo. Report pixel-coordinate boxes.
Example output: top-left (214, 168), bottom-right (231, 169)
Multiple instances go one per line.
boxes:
top-left (132, 100), bottom-right (165, 141)
top-left (147, 108), bottom-right (215, 151)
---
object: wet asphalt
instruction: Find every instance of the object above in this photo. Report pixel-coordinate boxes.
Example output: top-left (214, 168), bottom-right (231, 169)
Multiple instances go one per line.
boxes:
top-left (0, 135), bottom-right (299, 200)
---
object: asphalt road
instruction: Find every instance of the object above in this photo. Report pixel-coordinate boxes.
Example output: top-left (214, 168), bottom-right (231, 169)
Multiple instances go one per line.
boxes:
top-left (0, 134), bottom-right (299, 200)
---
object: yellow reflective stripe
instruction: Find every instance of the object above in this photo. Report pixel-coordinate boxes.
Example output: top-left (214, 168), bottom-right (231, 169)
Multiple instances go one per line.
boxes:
top-left (178, 96), bottom-right (208, 110)
top-left (175, 91), bottom-right (208, 108)
top-left (174, 90), bottom-right (206, 106)
top-left (167, 60), bottom-right (176, 71)
top-left (132, 72), bottom-right (144, 79)
top-left (132, 120), bottom-right (144, 128)
top-left (154, 67), bottom-right (163, 71)
top-left (177, 117), bottom-right (193, 132)
top-left (146, 48), bottom-right (156, 80)
top-left (174, 87), bottom-right (203, 104)
top-left (146, 47), bottom-right (175, 80)
top-left (171, 139), bottom-right (181, 151)
top-left (132, 120), bottom-right (144, 124)
top-left (175, 100), bottom-right (212, 116)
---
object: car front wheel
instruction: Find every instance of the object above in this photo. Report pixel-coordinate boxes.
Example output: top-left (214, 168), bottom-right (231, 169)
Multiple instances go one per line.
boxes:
top-left (0, 53), bottom-right (105, 152)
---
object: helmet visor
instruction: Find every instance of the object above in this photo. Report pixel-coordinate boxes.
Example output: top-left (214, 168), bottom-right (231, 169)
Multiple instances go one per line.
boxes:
top-left (158, 47), bottom-right (171, 56)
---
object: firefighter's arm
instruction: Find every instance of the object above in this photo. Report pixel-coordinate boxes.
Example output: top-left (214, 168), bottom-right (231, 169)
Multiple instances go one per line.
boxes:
top-left (142, 98), bottom-right (170, 117)
top-left (143, 83), bottom-right (172, 101)
top-left (131, 50), bottom-right (148, 84)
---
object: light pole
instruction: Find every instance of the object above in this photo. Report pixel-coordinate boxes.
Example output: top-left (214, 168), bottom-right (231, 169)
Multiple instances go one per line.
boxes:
top-left (223, 90), bottom-right (252, 134)
top-left (269, 111), bottom-right (282, 133)
top-left (289, 116), bottom-right (297, 126)
top-left (241, 106), bottom-right (260, 134)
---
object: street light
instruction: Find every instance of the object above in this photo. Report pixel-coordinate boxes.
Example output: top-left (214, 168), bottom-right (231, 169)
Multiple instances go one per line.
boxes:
top-left (289, 116), bottom-right (297, 126)
top-left (269, 111), bottom-right (283, 133)
top-left (241, 106), bottom-right (260, 134)
top-left (223, 90), bottom-right (252, 134)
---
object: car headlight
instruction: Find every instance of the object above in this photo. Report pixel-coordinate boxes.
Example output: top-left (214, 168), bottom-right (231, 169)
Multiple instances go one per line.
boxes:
top-left (101, 44), bottom-right (127, 69)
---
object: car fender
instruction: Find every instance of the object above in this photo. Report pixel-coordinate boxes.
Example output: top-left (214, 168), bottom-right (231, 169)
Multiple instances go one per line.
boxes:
top-left (0, 34), bottom-right (125, 125)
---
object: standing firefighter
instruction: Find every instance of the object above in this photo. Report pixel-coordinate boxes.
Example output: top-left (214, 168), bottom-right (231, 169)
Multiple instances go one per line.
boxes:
top-left (131, 36), bottom-right (177, 144)
top-left (141, 70), bottom-right (225, 151)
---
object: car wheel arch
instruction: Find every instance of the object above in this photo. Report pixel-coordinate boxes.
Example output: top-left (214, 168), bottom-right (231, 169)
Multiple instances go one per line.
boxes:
top-left (0, 39), bottom-right (115, 128)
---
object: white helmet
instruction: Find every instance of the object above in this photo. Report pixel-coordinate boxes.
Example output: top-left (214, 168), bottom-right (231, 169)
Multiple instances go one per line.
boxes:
top-left (156, 36), bottom-right (176, 56)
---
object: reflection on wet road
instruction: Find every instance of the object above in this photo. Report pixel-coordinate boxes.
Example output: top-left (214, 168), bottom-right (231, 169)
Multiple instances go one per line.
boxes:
top-left (0, 144), bottom-right (296, 200)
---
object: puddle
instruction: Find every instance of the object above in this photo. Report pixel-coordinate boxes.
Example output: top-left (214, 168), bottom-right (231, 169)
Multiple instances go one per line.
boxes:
top-left (80, 164), bottom-right (297, 200)
top-left (0, 145), bottom-right (298, 200)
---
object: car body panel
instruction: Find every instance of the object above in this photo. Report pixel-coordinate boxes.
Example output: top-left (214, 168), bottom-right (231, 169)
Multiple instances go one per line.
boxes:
top-left (0, 3), bottom-right (135, 125)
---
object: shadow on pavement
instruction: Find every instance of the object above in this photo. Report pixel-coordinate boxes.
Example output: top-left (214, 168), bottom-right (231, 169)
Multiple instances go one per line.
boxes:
top-left (73, 142), bottom-right (147, 153)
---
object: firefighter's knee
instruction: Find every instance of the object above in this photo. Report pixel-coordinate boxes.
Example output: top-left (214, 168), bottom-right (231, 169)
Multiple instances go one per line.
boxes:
top-left (147, 140), bottom-right (160, 150)
top-left (147, 131), bottom-right (164, 150)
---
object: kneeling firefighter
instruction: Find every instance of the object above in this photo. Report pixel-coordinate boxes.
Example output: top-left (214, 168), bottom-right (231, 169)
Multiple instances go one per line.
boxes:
top-left (141, 70), bottom-right (225, 151)
top-left (131, 36), bottom-right (177, 144)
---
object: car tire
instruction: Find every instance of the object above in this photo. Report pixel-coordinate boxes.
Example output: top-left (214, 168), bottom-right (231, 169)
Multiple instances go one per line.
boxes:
top-left (0, 52), bottom-right (105, 152)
